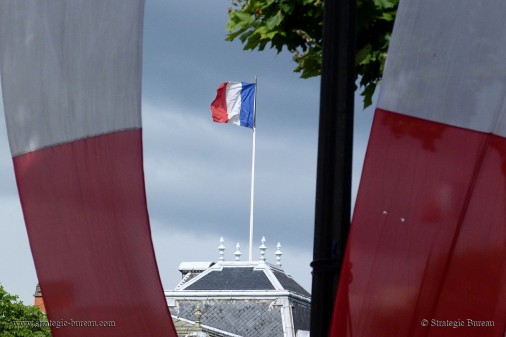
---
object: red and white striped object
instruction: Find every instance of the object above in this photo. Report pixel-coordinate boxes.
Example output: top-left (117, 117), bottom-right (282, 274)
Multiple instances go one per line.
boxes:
top-left (331, 0), bottom-right (506, 336)
top-left (0, 1), bottom-right (176, 336)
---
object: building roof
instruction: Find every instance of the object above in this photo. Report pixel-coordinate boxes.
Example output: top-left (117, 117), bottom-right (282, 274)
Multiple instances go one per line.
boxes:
top-left (175, 262), bottom-right (216, 291)
top-left (166, 260), bottom-right (311, 337)
top-left (184, 267), bottom-right (275, 291)
top-left (271, 269), bottom-right (310, 297)
top-left (173, 261), bottom-right (310, 298)
top-left (174, 299), bottom-right (285, 337)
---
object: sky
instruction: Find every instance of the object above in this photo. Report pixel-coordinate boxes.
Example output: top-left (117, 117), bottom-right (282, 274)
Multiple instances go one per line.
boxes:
top-left (0, 0), bottom-right (375, 304)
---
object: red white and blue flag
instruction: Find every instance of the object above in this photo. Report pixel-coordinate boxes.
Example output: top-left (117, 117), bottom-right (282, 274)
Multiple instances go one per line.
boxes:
top-left (211, 82), bottom-right (256, 128)
top-left (330, 0), bottom-right (506, 336)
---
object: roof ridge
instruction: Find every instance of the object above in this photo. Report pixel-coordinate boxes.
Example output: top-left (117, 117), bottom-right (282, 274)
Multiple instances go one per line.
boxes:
top-left (175, 272), bottom-right (193, 290)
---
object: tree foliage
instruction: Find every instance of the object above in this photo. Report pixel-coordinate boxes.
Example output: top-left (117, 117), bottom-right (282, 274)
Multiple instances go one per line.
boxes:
top-left (0, 284), bottom-right (52, 337)
top-left (226, 0), bottom-right (399, 108)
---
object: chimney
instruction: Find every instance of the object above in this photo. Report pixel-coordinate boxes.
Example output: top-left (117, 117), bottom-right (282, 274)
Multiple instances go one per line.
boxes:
top-left (34, 283), bottom-right (46, 313)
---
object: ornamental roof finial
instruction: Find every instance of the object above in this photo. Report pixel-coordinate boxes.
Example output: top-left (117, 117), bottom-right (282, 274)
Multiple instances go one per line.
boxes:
top-left (234, 243), bottom-right (242, 261)
top-left (218, 237), bottom-right (225, 261)
top-left (195, 304), bottom-right (202, 329)
top-left (259, 236), bottom-right (267, 261)
top-left (275, 242), bottom-right (283, 267)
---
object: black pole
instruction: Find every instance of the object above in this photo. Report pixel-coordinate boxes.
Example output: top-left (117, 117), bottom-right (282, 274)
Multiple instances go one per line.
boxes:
top-left (310, 0), bottom-right (355, 335)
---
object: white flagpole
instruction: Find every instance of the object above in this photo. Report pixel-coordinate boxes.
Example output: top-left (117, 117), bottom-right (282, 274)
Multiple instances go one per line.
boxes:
top-left (248, 76), bottom-right (257, 262)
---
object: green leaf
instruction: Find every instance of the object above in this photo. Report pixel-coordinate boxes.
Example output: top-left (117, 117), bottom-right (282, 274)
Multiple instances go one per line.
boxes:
top-left (244, 33), bottom-right (262, 50)
top-left (229, 11), bottom-right (254, 25)
top-left (373, 0), bottom-right (397, 9)
top-left (226, 26), bottom-right (249, 41)
top-left (380, 11), bottom-right (395, 21)
top-left (355, 44), bottom-right (372, 65)
top-left (265, 10), bottom-right (284, 29)
top-left (360, 83), bottom-right (376, 108)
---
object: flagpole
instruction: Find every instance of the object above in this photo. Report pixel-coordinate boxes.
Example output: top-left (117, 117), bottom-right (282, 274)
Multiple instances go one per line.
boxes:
top-left (248, 75), bottom-right (257, 262)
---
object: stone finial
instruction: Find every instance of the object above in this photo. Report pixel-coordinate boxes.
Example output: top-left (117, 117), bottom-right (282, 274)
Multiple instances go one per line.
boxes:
top-left (185, 305), bottom-right (208, 336)
top-left (218, 237), bottom-right (225, 261)
top-left (275, 242), bottom-right (283, 267)
top-left (234, 243), bottom-right (242, 261)
top-left (259, 236), bottom-right (267, 261)
top-left (195, 304), bottom-right (202, 329)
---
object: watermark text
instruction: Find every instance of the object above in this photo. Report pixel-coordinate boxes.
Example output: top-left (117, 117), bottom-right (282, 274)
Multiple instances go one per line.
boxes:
top-left (11, 319), bottom-right (116, 329)
top-left (420, 318), bottom-right (495, 329)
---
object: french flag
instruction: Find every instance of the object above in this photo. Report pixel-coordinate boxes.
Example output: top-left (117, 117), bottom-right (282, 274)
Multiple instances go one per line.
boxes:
top-left (330, 0), bottom-right (506, 336)
top-left (0, 1), bottom-right (176, 336)
top-left (211, 82), bottom-right (256, 128)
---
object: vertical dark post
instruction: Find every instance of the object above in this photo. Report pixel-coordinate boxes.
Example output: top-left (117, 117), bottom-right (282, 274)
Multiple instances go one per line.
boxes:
top-left (310, 0), bottom-right (355, 335)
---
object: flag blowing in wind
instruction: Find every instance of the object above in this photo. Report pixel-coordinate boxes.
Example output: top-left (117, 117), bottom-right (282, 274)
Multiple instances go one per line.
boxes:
top-left (330, 0), bottom-right (506, 336)
top-left (0, 1), bottom-right (176, 336)
top-left (211, 82), bottom-right (256, 128)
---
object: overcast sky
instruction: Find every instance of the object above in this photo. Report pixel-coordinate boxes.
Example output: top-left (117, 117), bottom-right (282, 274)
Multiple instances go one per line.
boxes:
top-left (0, 0), bottom-right (375, 304)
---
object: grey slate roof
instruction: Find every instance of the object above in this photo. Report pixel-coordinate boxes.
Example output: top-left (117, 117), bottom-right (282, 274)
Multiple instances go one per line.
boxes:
top-left (166, 261), bottom-right (311, 337)
top-left (292, 301), bottom-right (311, 332)
top-left (185, 267), bottom-right (275, 291)
top-left (175, 261), bottom-right (310, 296)
top-left (172, 315), bottom-right (240, 337)
top-left (175, 300), bottom-right (284, 337)
top-left (271, 270), bottom-right (310, 297)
